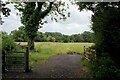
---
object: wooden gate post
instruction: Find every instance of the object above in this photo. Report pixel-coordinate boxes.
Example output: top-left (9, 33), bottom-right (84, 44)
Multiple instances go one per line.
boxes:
top-left (84, 46), bottom-right (86, 57)
top-left (25, 46), bottom-right (29, 72)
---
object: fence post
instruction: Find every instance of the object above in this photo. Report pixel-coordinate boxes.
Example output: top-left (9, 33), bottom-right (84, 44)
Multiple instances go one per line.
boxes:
top-left (84, 46), bottom-right (86, 57)
top-left (25, 46), bottom-right (29, 72)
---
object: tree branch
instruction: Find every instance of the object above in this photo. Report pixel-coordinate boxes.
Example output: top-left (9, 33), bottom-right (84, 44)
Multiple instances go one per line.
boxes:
top-left (39, 2), bottom-right (54, 19)
top-left (54, 4), bottom-right (65, 17)
top-left (37, 2), bottom-right (44, 13)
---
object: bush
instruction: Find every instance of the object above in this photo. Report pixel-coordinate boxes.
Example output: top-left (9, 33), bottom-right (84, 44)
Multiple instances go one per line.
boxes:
top-left (1, 31), bottom-right (16, 53)
top-left (89, 53), bottom-right (120, 80)
top-left (0, 34), bottom-right (2, 52)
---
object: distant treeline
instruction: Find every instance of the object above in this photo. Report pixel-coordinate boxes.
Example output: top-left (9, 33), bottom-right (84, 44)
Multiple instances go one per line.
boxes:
top-left (10, 28), bottom-right (94, 42)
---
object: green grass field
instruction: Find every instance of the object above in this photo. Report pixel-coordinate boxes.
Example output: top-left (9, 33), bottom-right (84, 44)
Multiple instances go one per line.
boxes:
top-left (16, 42), bottom-right (94, 68)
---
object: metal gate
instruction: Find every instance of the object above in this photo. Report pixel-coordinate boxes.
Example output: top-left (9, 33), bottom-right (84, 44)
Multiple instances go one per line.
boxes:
top-left (2, 47), bottom-right (29, 72)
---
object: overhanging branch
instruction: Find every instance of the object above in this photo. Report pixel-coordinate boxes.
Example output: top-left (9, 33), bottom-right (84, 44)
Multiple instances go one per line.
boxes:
top-left (40, 2), bottom-right (54, 19)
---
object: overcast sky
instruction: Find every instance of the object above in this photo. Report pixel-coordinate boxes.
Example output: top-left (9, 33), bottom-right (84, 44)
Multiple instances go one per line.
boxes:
top-left (1, 1), bottom-right (93, 35)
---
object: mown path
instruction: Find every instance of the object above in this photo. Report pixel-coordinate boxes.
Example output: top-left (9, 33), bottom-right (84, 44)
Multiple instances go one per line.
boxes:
top-left (3, 53), bottom-right (91, 79)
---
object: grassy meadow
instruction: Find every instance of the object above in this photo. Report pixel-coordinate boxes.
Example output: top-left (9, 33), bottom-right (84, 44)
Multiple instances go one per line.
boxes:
top-left (16, 42), bottom-right (94, 68)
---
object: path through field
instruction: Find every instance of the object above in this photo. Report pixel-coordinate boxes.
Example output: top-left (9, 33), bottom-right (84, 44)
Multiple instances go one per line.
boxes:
top-left (3, 53), bottom-right (91, 79)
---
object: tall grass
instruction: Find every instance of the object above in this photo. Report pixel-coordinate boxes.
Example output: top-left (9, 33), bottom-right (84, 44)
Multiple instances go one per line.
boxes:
top-left (16, 42), bottom-right (94, 68)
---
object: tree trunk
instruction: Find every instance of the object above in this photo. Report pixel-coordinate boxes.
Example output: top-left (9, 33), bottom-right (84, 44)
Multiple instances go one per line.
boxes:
top-left (28, 38), bottom-right (35, 50)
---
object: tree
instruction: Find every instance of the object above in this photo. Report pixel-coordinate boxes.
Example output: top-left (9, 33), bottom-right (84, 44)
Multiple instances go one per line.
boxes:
top-left (81, 31), bottom-right (94, 42)
top-left (0, 1), bottom-right (11, 25)
top-left (76, 2), bottom-right (120, 63)
top-left (62, 35), bottom-right (70, 42)
top-left (45, 32), bottom-right (63, 42)
top-left (70, 34), bottom-right (82, 42)
top-left (15, 1), bottom-right (70, 50)
top-left (10, 26), bottom-right (27, 42)
top-left (10, 29), bottom-right (94, 42)
top-left (35, 32), bottom-right (47, 42)
top-left (70, 31), bottom-right (94, 42)
top-left (1, 31), bottom-right (16, 53)
top-left (47, 36), bottom-right (56, 42)
top-left (76, 2), bottom-right (120, 79)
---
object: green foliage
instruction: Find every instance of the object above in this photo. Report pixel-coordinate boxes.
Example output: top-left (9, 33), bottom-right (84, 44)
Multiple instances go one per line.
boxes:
top-left (0, 32), bottom-right (2, 52)
top-left (11, 30), bottom-right (94, 43)
top-left (71, 31), bottom-right (94, 42)
top-left (45, 32), bottom-right (63, 42)
top-left (47, 36), bottom-right (56, 42)
top-left (77, 2), bottom-right (120, 58)
top-left (10, 26), bottom-right (27, 42)
top-left (91, 5), bottom-right (120, 65)
top-left (14, 1), bottom-right (70, 50)
top-left (35, 32), bottom-right (47, 42)
top-left (1, 31), bottom-right (16, 53)
top-left (1, 1), bottom-right (11, 25)
top-left (89, 53), bottom-right (120, 80)
top-left (76, 2), bottom-right (120, 79)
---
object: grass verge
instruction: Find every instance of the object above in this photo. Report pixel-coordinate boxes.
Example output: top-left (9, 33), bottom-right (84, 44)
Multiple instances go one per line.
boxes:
top-left (16, 42), bottom-right (94, 69)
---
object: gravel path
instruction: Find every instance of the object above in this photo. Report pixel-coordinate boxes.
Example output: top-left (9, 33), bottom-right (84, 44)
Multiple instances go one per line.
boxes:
top-left (3, 54), bottom-right (91, 79)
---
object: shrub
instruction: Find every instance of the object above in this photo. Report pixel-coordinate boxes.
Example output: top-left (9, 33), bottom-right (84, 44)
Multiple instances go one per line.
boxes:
top-left (1, 31), bottom-right (16, 53)
top-left (89, 53), bottom-right (120, 80)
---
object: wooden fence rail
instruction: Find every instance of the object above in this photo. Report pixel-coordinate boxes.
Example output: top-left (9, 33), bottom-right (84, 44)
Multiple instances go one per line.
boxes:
top-left (83, 46), bottom-right (96, 61)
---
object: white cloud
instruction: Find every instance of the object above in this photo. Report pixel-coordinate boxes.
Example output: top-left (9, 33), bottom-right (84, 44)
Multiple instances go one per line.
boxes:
top-left (39, 22), bottom-right (91, 35)
top-left (39, 4), bottom-right (93, 35)
top-left (10, 13), bottom-right (18, 19)
top-left (1, 2), bottom-right (93, 35)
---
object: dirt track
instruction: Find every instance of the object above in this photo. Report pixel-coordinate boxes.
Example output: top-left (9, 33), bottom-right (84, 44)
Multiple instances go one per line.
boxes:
top-left (3, 54), bottom-right (91, 79)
